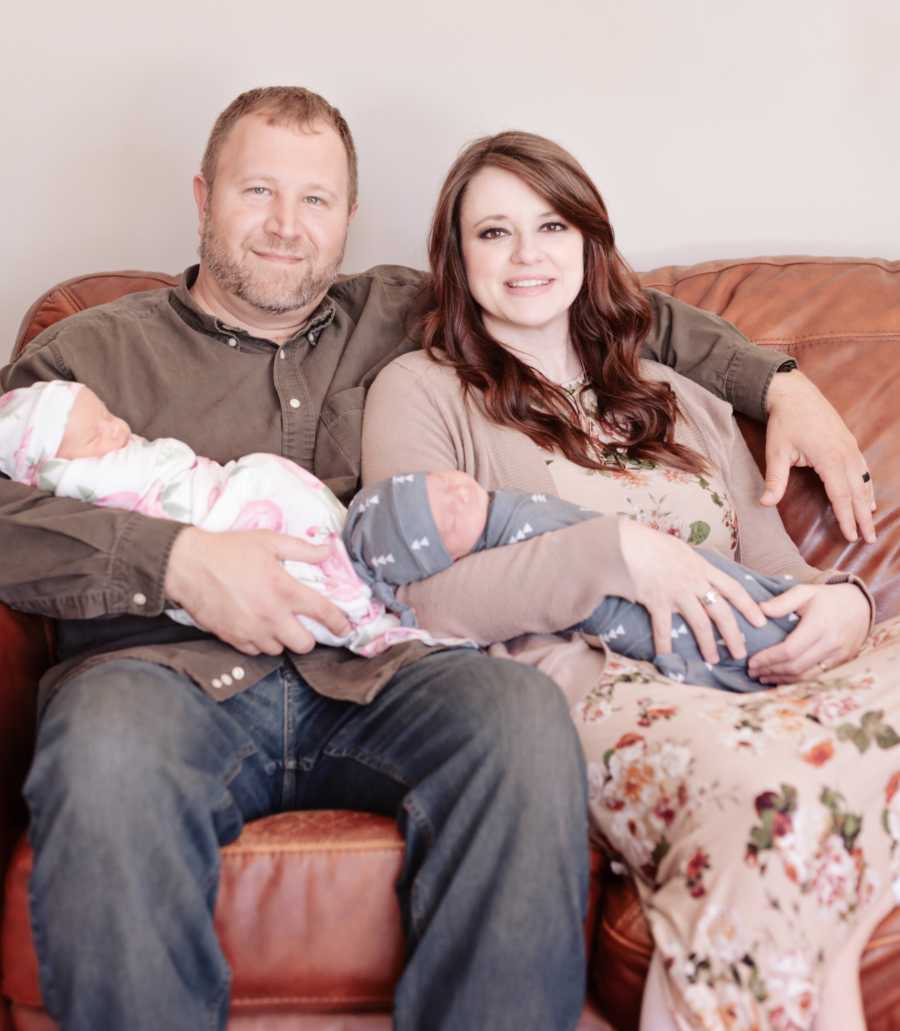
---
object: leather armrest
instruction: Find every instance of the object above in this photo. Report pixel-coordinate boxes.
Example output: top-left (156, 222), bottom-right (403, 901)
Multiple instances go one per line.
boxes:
top-left (0, 605), bottom-right (51, 868)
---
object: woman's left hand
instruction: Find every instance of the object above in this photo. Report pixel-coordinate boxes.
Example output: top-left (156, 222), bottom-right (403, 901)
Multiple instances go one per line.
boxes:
top-left (747, 583), bottom-right (870, 685)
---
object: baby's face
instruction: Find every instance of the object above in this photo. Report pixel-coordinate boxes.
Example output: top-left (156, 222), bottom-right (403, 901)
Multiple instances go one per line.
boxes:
top-left (57, 388), bottom-right (132, 459)
top-left (425, 470), bottom-right (489, 560)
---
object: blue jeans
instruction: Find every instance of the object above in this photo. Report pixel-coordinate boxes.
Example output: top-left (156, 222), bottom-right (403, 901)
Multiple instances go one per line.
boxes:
top-left (25, 649), bottom-right (589, 1030)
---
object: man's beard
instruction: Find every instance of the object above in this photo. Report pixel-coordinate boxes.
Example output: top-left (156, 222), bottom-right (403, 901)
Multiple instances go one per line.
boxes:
top-left (199, 217), bottom-right (344, 316)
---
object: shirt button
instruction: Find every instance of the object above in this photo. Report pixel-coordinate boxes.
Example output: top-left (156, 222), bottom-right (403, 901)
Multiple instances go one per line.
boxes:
top-left (133, 592), bottom-right (147, 606)
top-left (227, 337), bottom-right (238, 348)
top-left (221, 674), bottom-right (233, 687)
top-left (232, 666), bottom-right (245, 680)
top-left (279, 350), bottom-right (287, 360)
top-left (211, 678), bottom-right (222, 689)
top-left (289, 398), bottom-right (301, 409)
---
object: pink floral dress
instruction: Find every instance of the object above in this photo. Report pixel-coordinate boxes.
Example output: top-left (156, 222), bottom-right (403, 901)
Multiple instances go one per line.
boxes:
top-left (551, 380), bottom-right (900, 1031)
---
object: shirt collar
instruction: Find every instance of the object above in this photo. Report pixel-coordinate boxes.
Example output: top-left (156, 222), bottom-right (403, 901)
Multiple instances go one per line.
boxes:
top-left (169, 265), bottom-right (337, 347)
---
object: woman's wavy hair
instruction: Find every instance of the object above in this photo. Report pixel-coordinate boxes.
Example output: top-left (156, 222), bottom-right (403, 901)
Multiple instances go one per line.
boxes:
top-left (421, 131), bottom-right (706, 474)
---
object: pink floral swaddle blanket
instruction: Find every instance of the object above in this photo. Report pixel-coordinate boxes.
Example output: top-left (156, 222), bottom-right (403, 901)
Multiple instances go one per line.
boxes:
top-left (0, 381), bottom-right (470, 659)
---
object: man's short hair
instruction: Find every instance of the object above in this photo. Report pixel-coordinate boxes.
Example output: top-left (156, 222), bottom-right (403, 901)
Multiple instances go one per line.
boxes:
top-left (201, 86), bottom-right (358, 208)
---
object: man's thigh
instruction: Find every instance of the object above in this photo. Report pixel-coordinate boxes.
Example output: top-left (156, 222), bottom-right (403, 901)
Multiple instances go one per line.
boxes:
top-left (29, 659), bottom-right (286, 831)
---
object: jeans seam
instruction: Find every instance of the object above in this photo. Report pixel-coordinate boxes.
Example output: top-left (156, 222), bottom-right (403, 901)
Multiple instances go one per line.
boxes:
top-left (322, 745), bottom-right (411, 785)
top-left (27, 865), bottom-right (61, 1019)
top-left (219, 742), bottom-right (257, 790)
top-left (400, 792), bottom-right (435, 938)
top-left (207, 964), bottom-right (230, 1031)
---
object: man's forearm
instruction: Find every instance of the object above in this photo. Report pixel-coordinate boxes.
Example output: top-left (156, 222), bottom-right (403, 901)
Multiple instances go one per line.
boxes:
top-left (0, 478), bottom-right (183, 620)
top-left (642, 288), bottom-right (789, 419)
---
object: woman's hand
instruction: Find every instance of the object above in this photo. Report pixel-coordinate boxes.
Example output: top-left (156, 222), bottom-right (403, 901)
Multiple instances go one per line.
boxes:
top-left (618, 520), bottom-right (767, 664)
top-left (748, 582), bottom-right (870, 685)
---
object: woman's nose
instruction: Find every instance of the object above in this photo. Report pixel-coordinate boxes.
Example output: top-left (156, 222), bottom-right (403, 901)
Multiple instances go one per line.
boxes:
top-left (511, 233), bottom-right (541, 264)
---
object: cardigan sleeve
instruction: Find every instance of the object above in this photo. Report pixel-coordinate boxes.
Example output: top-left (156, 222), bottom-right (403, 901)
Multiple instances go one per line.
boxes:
top-left (362, 358), bottom-right (638, 643)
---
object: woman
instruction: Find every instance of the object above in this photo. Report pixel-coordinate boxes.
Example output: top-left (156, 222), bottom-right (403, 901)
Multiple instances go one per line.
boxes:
top-left (361, 131), bottom-right (900, 1030)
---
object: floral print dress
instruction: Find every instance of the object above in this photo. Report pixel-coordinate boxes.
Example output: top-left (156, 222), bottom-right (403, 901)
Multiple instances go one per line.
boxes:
top-left (550, 380), bottom-right (900, 1031)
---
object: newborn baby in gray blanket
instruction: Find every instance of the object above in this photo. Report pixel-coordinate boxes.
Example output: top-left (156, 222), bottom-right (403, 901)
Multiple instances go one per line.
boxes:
top-left (345, 470), bottom-right (798, 693)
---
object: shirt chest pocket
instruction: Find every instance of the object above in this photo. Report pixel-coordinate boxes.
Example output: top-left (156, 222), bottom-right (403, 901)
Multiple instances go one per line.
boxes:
top-left (317, 385), bottom-right (367, 503)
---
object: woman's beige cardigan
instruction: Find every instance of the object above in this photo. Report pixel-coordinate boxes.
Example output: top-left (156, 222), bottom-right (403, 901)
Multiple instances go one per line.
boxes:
top-left (361, 352), bottom-right (871, 691)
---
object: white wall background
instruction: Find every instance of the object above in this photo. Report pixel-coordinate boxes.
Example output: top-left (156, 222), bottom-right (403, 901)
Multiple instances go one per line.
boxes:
top-left (2, 0), bottom-right (897, 360)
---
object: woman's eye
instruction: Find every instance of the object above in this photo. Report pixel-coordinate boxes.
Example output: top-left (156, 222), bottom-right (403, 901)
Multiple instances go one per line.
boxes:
top-left (541, 221), bottom-right (568, 232)
top-left (478, 227), bottom-right (508, 240)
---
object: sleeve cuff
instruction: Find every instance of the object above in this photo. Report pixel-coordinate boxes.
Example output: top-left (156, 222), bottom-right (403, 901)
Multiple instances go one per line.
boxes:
top-left (112, 515), bottom-right (187, 616)
top-left (725, 344), bottom-right (792, 421)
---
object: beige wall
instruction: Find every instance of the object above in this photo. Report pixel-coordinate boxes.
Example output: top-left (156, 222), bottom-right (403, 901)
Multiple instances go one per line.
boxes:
top-left (2, 0), bottom-right (897, 360)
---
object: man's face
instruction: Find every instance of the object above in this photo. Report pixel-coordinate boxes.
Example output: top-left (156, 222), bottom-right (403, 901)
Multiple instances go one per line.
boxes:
top-left (195, 113), bottom-right (355, 316)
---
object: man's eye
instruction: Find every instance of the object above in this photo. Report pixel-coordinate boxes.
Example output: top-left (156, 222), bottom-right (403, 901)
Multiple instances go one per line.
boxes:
top-left (246, 186), bottom-right (270, 196)
top-left (541, 221), bottom-right (568, 232)
top-left (305, 195), bottom-right (324, 206)
top-left (478, 227), bottom-right (508, 240)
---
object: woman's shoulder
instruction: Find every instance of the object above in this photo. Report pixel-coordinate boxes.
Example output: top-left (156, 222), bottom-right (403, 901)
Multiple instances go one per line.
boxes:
top-left (637, 359), bottom-right (740, 471)
top-left (639, 359), bottom-right (735, 429)
top-left (374, 349), bottom-right (464, 396)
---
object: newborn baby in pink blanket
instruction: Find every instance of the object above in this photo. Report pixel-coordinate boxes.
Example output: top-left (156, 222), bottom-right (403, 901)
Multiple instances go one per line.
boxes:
top-left (0, 380), bottom-right (466, 658)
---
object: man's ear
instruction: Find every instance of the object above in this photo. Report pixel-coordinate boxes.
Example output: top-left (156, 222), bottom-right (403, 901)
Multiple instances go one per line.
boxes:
top-left (193, 175), bottom-right (211, 231)
top-left (348, 201), bottom-right (359, 223)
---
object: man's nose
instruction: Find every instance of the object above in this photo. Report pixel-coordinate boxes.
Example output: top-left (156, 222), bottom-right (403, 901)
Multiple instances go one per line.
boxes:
top-left (265, 198), bottom-right (304, 240)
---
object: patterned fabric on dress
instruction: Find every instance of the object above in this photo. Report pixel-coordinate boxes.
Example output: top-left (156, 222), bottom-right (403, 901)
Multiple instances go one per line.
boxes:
top-left (547, 376), bottom-right (893, 1031)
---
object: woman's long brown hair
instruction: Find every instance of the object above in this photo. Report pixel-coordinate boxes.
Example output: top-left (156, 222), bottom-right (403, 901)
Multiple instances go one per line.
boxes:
top-left (421, 131), bottom-right (707, 474)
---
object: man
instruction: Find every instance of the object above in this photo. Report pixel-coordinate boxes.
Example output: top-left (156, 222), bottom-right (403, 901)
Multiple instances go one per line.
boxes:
top-left (0, 87), bottom-right (874, 1030)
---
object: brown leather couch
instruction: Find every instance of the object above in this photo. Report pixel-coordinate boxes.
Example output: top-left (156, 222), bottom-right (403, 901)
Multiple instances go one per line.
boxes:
top-left (2, 256), bottom-right (899, 1030)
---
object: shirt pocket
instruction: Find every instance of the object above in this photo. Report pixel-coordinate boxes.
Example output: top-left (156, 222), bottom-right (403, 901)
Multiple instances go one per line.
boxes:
top-left (317, 385), bottom-right (367, 502)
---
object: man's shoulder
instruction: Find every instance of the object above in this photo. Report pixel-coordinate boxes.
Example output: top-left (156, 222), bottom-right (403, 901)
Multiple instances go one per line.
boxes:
top-left (26, 284), bottom-right (176, 352)
top-left (331, 265), bottom-right (432, 319)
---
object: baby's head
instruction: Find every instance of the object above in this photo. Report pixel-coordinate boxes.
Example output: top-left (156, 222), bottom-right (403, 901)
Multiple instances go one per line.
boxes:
top-left (0, 380), bottom-right (131, 485)
top-left (424, 470), bottom-right (489, 560)
top-left (57, 387), bottom-right (132, 460)
top-left (343, 469), bottom-right (490, 624)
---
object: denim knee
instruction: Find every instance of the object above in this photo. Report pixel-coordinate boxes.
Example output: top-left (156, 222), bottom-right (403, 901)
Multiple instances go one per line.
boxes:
top-left (25, 660), bottom-right (249, 848)
top-left (397, 652), bottom-right (589, 831)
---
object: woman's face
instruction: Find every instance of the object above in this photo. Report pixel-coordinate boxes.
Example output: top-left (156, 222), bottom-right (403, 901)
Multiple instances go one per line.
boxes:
top-left (459, 166), bottom-right (584, 341)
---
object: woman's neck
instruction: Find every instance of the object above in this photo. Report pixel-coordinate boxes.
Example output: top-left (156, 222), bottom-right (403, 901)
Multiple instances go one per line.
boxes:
top-left (483, 315), bottom-right (582, 384)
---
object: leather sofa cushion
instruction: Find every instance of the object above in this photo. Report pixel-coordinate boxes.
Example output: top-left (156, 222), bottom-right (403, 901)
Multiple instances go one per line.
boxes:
top-left (3, 811), bottom-right (603, 1016)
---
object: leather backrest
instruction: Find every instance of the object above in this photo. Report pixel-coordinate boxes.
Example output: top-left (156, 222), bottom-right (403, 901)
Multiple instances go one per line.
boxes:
top-left (14, 257), bottom-right (899, 619)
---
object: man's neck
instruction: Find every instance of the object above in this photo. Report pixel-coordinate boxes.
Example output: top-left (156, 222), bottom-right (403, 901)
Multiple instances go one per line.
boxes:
top-left (190, 266), bottom-right (324, 345)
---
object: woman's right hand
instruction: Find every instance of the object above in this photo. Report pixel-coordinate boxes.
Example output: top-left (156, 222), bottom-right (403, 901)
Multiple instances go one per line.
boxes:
top-left (618, 519), bottom-right (767, 663)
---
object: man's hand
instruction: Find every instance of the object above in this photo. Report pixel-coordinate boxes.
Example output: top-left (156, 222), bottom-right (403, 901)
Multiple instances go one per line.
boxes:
top-left (761, 370), bottom-right (876, 544)
top-left (165, 527), bottom-right (352, 655)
